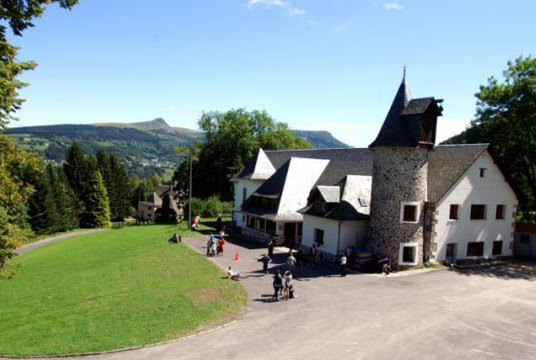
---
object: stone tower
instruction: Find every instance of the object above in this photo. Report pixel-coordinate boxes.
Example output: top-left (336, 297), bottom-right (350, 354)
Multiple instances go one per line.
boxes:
top-left (367, 75), bottom-right (443, 268)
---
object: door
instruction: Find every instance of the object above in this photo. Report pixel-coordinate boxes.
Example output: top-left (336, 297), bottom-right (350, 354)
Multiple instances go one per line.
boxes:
top-left (446, 243), bottom-right (456, 263)
top-left (284, 223), bottom-right (296, 249)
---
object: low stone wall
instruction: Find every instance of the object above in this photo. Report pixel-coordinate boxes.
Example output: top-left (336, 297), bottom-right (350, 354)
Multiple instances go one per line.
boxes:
top-left (241, 227), bottom-right (271, 245)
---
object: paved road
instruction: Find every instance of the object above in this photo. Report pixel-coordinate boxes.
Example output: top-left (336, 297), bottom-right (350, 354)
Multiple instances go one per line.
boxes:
top-left (15, 229), bottom-right (110, 255)
top-left (13, 236), bottom-right (536, 360)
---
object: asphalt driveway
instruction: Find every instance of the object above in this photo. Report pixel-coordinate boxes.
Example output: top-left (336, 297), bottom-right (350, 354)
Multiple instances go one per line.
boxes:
top-left (15, 236), bottom-right (536, 360)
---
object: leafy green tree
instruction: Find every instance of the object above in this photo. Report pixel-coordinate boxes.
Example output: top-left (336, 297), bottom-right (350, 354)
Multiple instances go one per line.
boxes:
top-left (80, 170), bottom-right (111, 228)
top-left (183, 109), bottom-right (311, 200)
top-left (471, 56), bottom-right (536, 222)
top-left (0, 0), bottom-right (78, 130)
top-left (0, 135), bottom-right (42, 268)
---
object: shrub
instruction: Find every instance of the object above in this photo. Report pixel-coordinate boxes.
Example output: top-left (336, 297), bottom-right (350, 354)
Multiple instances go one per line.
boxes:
top-left (186, 197), bottom-right (233, 218)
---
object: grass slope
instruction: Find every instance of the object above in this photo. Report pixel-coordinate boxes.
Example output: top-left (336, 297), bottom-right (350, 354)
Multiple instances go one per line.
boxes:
top-left (0, 225), bottom-right (246, 356)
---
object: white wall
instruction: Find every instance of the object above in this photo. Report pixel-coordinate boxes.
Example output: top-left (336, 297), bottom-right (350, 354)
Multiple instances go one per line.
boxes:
top-left (434, 151), bottom-right (517, 261)
top-left (302, 215), bottom-right (340, 255)
top-left (340, 221), bottom-right (369, 251)
top-left (232, 179), bottom-right (264, 227)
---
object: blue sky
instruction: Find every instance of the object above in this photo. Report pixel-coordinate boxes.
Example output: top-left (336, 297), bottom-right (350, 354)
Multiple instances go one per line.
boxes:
top-left (7, 0), bottom-right (536, 147)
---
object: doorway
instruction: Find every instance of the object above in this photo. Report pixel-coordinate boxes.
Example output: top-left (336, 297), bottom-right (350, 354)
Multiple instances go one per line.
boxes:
top-left (446, 243), bottom-right (457, 263)
top-left (284, 223), bottom-right (296, 249)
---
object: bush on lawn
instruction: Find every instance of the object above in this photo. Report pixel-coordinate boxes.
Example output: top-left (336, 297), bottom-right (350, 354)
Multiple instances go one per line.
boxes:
top-left (186, 196), bottom-right (233, 218)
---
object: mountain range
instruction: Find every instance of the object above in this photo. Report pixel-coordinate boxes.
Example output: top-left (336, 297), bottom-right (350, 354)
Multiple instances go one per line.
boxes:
top-left (5, 119), bottom-right (348, 178)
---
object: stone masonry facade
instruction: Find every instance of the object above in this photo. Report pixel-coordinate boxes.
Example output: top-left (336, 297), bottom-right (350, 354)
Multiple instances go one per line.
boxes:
top-left (367, 147), bottom-right (429, 267)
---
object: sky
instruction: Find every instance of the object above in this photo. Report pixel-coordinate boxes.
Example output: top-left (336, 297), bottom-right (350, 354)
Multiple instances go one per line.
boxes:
top-left (6, 0), bottom-right (536, 147)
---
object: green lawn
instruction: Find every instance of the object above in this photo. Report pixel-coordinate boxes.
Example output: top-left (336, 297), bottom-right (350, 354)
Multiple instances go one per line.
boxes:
top-left (0, 224), bottom-right (246, 356)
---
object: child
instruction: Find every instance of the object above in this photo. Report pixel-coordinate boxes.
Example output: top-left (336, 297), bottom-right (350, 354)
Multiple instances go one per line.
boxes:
top-left (227, 266), bottom-right (240, 280)
top-left (260, 254), bottom-right (271, 274)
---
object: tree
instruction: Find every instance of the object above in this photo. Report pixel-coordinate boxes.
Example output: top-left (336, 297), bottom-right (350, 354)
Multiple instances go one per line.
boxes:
top-left (183, 109), bottom-right (312, 200)
top-left (80, 170), bottom-right (111, 228)
top-left (1, 0), bottom-right (78, 130)
top-left (468, 56), bottom-right (536, 222)
top-left (0, 135), bottom-right (42, 269)
top-left (96, 151), bottom-right (133, 220)
top-left (64, 142), bottom-right (91, 198)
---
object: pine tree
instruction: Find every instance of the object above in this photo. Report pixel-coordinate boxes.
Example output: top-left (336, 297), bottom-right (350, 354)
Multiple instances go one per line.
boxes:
top-left (28, 165), bottom-right (59, 233)
top-left (53, 168), bottom-right (79, 231)
top-left (64, 142), bottom-right (89, 199)
top-left (80, 170), bottom-right (110, 228)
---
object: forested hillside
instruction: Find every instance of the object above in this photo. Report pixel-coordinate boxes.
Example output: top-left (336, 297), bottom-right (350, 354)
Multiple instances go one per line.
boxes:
top-left (6, 119), bottom-right (348, 178)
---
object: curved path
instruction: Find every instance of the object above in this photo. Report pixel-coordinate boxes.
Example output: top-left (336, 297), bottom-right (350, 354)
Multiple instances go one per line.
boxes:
top-left (9, 236), bottom-right (536, 360)
top-left (15, 229), bottom-right (111, 255)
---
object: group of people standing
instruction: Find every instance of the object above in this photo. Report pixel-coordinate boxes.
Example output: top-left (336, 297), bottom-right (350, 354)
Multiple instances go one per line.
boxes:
top-left (206, 233), bottom-right (226, 257)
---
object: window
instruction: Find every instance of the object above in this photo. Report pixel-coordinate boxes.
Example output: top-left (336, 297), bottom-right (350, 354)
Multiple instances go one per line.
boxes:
top-left (495, 205), bottom-right (505, 220)
top-left (314, 201), bottom-right (325, 211)
top-left (449, 204), bottom-right (459, 220)
top-left (492, 241), bottom-right (503, 256)
top-left (314, 229), bottom-right (324, 245)
top-left (479, 168), bottom-right (487, 177)
top-left (242, 188), bottom-right (247, 204)
top-left (399, 243), bottom-right (418, 265)
top-left (247, 216), bottom-right (255, 229)
top-left (256, 218), bottom-right (266, 232)
top-left (298, 222), bottom-right (303, 236)
top-left (520, 234), bottom-right (530, 244)
top-left (470, 205), bottom-right (487, 220)
top-left (400, 202), bottom-right (419, 223)
top-left (358, 198), bottom-right (368, 207)
top-left (242, 215), bottom-right (245, 222)
top-left (266, 220), bottom-right (276, 235)
top-left (466, 242), bottom-right (484, 257)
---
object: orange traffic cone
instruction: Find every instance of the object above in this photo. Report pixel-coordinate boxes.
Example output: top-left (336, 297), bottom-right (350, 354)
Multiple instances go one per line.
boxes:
top-left (234, 251), bottom-right (240, 262)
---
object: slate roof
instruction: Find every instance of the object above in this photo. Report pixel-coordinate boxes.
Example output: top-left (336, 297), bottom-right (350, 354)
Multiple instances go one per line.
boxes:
top-left (427, 144), bottom-right (489, 203)
top-left (265, 148), bottom-right (373, 187)
top-left (369, 78), bottom-right (442, 148)
top-left (317, 186), bottom-right (340, 203)
top-left (300, 175), bottom-right (372, 221)
top-left (253, 160), bottom-right (291, 198)
top-left (232, 148), bottom-right (275, 180)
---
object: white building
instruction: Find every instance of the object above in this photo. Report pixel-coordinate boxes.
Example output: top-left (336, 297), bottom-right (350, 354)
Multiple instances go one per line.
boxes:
top-left (230, 79), bottom-right (519, 266)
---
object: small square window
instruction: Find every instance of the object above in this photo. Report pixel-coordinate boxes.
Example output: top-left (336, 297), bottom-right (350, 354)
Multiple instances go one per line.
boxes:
top-left (495, 205), bottom-right (505, 220)
top-left (314, 228), bottom-right (324, 245)
top-left (401, 203), bottom-right (419, 223)
top-left (479, 168), bottom-right (487, 177)
top-left (358, 198), bottom-right (368, 207)
top-left (492, 241), bottom-right (503, 256)
top-left (466, 242), bottom-right (484, 257)
top-left (449, 204), bottom-right (459, 220)
top-left (399, 243), bottom-right (418, 265)
top-left (470, 205), bottom-right (486, 220)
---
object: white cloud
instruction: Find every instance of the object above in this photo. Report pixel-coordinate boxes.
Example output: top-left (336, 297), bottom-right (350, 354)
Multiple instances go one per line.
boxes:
top-left (384, 2), bottom-right (403, 11)
top-left (335, 20), bottom-right (352, 33)
top-left (247, 0), bottom-right (306, 16)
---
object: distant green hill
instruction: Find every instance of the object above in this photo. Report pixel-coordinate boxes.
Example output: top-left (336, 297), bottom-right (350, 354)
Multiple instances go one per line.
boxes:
top-left (5, 119), bottom-right (348, 178)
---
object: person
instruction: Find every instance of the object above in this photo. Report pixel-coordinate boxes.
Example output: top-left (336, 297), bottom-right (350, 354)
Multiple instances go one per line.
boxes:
top-left (227, 266), bottom-right (240, 280)
top-left (217, 237), bottom-right (225, 256)
top-left (272, 270), bottom-right (283, 301)
top-left (206, 237), bottom-right (212, 256)
top-left (268, 238), bottom-right (275, 258)
top-left (283, 271), bottom-right (293, 300)
top-left (340, 253), bottom-right (347, 277)
top-left (288, 284), bottom-right (296, 299)
top-left (287, 251), bottom-right (297, 276)
top-left (169, 233), bottom-right (180, 244)
top-left (210, 239), bottom-right (217, 257)
top-left (191, 215), bottom-right (199, 230)
top-left (216, 215), bottom-right (223, 233)
top-left (260, 254), bottom-right (271, 274)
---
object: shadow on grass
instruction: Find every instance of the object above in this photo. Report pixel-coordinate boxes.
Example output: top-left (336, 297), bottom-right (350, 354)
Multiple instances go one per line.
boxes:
top-left (452, 259), bottom-right (536, 280)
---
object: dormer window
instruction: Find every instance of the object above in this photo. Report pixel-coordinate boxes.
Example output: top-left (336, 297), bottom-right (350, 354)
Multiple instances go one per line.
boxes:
top-left (358, 198), bottom-right (368, 207)
top-left (479, 168), bottom-right (487, 178)
top-left (314, 201), bottom-right (325, 211)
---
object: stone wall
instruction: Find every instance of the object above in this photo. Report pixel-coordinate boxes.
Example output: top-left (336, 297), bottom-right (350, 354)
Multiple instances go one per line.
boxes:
top-left (367, 147), bottom-right (429, 267)
top-left (241, 227), bottom-right (272, 245)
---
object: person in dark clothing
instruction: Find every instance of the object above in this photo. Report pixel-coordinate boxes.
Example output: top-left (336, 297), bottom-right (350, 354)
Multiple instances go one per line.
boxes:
top-left (260, 254), bottom-right (271, 274)
top-left (215, 215), bottom-right (223, 233)
top-left (272, 270), bottom-right (283, 301)
top-left (268, 238), bottom-right (274, 258)
top-left (340, 254), bottom-right (347, 277)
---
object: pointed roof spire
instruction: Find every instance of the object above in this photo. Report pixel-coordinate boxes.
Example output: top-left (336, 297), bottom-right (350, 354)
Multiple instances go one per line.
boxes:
top-left (369, 73), bottom-right (412, 148)
top-left (232, 148), bottom-right (275, 180)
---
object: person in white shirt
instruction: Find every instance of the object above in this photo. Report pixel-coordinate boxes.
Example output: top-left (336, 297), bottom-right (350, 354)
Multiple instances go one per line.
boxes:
top-left (227, 266), bottom-right (240, 280)
top-left (340, 254), bottom-right (347, 277)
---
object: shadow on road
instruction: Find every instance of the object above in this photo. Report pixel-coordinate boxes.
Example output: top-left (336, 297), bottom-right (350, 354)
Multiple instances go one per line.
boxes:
top-left (452, 260), bottom-right (536, 280)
